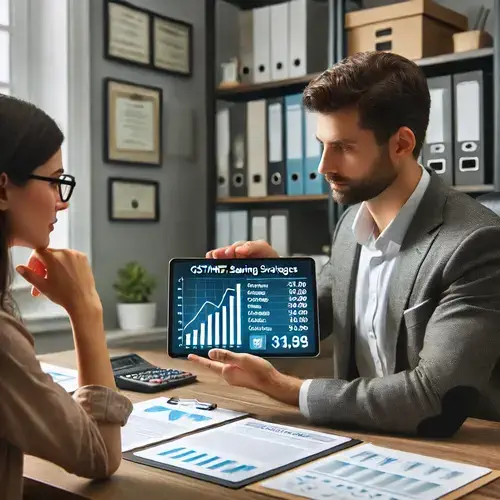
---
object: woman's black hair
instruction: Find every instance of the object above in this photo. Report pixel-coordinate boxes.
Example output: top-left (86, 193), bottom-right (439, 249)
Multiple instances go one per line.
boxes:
top-left (0, 94), bottom-right (64, 315)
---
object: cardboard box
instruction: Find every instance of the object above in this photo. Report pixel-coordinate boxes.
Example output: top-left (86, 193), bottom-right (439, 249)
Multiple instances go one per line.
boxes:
top-left (453, 30), bottom-right (493, 52)
top-left (345, 0), bottom-right (468, 61)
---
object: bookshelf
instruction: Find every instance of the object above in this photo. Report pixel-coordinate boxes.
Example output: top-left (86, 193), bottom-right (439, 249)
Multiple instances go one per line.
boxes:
top-left (217, 194), bottom-right (330, 205)
top-left (216, 72), bottom-right (321, 101)
top-left (215, 47), bottom-right (495, 102)
top-left (207, 0), bottom-right (345, 253)
top-left (206, 0), bottom-right (500, 251)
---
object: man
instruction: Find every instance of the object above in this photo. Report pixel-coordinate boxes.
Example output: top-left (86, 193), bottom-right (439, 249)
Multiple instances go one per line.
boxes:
top-left (189, 51), bottom-right (500, 438)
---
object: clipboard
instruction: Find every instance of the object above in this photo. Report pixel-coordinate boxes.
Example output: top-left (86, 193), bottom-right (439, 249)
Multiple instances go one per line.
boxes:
top-left (246, 442), bottom-right (500, 499)
top-left (123, 417), bottom-right (362, 489)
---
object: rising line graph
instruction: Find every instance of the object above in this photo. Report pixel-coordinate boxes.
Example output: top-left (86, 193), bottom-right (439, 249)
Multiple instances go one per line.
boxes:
top-left (178, 279), bottom-right (242, 348)
top-left (182, 287), bottom-right (236, 332)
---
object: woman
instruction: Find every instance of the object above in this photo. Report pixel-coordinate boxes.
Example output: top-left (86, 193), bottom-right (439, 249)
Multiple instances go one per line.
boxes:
top-left (0, 94), bottom-right (133, 498)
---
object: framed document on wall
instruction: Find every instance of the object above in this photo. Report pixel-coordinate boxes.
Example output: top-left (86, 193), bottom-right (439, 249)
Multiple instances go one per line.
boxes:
top-left (104, 78), bottom-right (162, 166)
top-left (104, 0), bottom-right (151, 67)
top-left (152, 13), bottom-right (193, 77)
top-left (108, 177), bottom-right (160, 222)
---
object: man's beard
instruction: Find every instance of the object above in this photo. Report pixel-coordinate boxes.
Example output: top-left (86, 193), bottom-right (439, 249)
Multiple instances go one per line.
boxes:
top-left (325, 148), bottom-right (397, 205)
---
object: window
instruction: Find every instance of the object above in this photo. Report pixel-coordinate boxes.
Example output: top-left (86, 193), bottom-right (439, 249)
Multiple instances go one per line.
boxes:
top-left (6, 0), bottom-right (92, 332)
top-left (0, 0), bottom-right (9, 97)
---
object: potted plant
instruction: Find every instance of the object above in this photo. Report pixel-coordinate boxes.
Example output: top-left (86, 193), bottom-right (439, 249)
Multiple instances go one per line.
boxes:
top-left (113, 261), bottom-right (157, 331)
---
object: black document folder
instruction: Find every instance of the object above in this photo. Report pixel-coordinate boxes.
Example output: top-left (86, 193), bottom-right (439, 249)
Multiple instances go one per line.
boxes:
top-left (422, 75), bottom-right (454, 186)
top-left (453, 70), bottom-right (493, 186)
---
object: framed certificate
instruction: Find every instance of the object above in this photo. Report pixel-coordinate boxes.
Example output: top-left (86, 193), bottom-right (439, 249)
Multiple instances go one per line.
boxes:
top-left (104, 0), bottom-right (151, 67)
top-left (152, 13), bottom-right (193, 77)
top-left (108, 177), bottom-right (160, 222)
top-left (104, 78), bottom-right (162, 166)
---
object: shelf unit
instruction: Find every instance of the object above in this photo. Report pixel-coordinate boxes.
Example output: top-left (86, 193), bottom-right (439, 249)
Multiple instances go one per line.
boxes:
top-left (205, 0), bottom-right (500, 250)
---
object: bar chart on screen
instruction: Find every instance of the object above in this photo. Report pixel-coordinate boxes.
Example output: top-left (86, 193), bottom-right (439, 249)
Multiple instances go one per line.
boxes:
top-left (169, 258), bottom-right (320, 357)
top-left (178, 277), bottom-right (244, 349)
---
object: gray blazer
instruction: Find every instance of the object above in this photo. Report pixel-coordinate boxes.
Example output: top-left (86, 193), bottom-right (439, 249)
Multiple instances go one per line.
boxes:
top-left (310, 171), bottom-right (500, 437)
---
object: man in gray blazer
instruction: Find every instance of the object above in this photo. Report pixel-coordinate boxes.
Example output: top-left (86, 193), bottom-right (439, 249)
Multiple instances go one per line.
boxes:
top-left (189, 51), bottom-right (500, 437)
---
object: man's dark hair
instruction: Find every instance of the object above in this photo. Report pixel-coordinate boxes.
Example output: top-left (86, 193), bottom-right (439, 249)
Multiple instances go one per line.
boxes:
top-left (302, 51), bottom-right (430, 159)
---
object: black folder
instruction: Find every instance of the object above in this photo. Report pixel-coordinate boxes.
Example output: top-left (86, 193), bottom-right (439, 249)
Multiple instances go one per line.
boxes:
top-left (422, 75), bottom-right (454, 186)
top-left (453, 70), bottom-right (493, 186)
top-left (266, 97), bottom-right (286, 195)
top-left (229, 103), bottom-right (248, 197)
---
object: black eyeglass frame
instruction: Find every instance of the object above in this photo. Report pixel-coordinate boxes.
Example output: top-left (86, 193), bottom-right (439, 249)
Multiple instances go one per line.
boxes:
top-left (29, 173), bottom-right (76, 202)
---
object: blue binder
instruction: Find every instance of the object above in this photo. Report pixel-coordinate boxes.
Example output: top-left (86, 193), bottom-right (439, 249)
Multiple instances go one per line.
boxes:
top-left (285, 93), bottom-right (305, 195)
top-left (304, 109), bottom-right (326, 194)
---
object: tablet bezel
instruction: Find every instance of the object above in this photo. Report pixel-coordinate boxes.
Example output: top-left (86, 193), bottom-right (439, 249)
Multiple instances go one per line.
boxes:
top-left (167, 257), bottom-right (320, 359)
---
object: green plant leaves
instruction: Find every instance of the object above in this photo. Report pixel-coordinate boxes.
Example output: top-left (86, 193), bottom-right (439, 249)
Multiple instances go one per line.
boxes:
top-left (113, 261), bottom-right (157, 303)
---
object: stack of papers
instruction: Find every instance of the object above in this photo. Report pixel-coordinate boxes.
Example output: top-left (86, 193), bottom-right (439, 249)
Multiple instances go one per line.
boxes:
top-left (256, 443), bottom-right (493, 500)
top-left (40, 362), bottom-right (79, 393)
top-left (122, 397), bottom-right (248, 452)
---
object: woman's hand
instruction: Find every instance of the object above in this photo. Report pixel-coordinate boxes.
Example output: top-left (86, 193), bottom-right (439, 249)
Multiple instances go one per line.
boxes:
top-left (16, 248), bottom-right (102, 316)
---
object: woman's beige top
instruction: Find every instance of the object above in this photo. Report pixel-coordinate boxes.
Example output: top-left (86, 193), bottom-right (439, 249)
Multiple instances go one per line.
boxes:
top-left (0, 311), bottom-right (133, 499)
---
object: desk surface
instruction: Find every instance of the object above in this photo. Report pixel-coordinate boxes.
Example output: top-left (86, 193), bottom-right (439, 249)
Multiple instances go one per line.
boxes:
top-left (25, 348), bottom-right (500, 499)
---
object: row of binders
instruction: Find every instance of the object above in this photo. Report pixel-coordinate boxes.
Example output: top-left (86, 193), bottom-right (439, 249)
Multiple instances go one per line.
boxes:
top-left (217, 94), bottom-right (328, 198)
top-left (421, 69), bottom-right (492, 186)
top-left (216, 209), bottom-right (289, 257)
top-left (237, 0), bottom-right (329, 84)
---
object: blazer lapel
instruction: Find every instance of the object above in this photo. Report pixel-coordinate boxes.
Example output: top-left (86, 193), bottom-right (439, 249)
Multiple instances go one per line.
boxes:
top-left (332, 211), bottom-right (360, 379)
top-left (386, 172), bottom-right (447, 373)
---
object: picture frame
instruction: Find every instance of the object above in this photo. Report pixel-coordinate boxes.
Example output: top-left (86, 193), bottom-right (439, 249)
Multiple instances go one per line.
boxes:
top-left (108, 177), bottom-right (160, 222)
top-left (152, 13), bottom-right (193, 77)
top-left (103, 78), bottom-right (163, 167)
top-left (104, 0), bottom-right (152, 68)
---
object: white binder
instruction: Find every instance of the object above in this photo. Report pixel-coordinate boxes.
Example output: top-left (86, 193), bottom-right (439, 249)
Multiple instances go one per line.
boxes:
top-left (216, 210), bottom-right (231, 248)
top-left (252, 6), bottom-right (271, 83)
top-left (250, 210), bottom-right (268, 242)
top-left (247, 100), bottom-right (267, 197)
top-left (230, 210), bottom-right (248, 244)
top-left (269, 211), bottom-right (289, 257)
top-left (270, 2), bottom-right (289, 81)
top-left (288, 0), bottom-right (329, 78)
top-left (216, 108), bottom-right (230, 198)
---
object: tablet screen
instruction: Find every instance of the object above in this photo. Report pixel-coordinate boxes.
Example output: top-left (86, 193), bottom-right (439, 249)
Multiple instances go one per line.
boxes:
top-left (168, 257), bottom-right (319, 358)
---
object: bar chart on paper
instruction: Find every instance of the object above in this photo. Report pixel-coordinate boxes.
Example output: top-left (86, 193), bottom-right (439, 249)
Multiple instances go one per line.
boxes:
top-left (157, 446), bottom-right (257, 475)
top-left (169, 258), bottom-right (319, 356)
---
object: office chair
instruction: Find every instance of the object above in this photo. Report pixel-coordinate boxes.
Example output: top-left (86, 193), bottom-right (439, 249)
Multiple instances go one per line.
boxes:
top-left (476, 192), bottom-right (500, 218)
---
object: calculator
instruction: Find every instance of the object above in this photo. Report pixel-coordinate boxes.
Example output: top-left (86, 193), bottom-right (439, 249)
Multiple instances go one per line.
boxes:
top-left (110, 353), bottom-right (197, 393)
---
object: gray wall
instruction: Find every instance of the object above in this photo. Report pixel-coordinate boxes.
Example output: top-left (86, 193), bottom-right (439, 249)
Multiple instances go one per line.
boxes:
top-left (90, 0), bottom-right (209, 329)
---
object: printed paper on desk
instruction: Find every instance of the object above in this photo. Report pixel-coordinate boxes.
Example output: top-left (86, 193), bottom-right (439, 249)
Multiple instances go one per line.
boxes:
top-left (121, 396), bottom-right (248, 452)
top-left (256, 442), bottom-right (492, 500)
top-left (40, 362), bottom-right (79, 393)
top-left (132, 418), bottom-right (355, 487)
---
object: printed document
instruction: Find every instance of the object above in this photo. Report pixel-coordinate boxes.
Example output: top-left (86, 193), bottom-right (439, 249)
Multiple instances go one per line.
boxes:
top-left (133, 418), bottom-right (353, 485)
top-left (122, 397), bottom-right (247, 452)
top-left (258, 442), bottom-right (492, 499)
top-left (40, 362), bottom-right (79, 393)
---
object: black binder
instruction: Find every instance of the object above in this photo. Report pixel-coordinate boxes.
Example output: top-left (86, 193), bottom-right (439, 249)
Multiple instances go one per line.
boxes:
top-left (266, 97), bottom-right (286, 195)
top-left (229, 103), bottom-right (248, 197)
top-left (422, 75), bottom-right (454, 186)
top-left (453, 70), bottom-right (493, 186)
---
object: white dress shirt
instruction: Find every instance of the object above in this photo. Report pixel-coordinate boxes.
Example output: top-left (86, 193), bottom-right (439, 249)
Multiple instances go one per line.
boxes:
top-left (299, 166), bottom-right (431, 417)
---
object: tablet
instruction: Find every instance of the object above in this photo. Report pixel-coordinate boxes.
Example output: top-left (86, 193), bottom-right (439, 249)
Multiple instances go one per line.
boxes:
top-left (167, 257), bottom-right (320, 358)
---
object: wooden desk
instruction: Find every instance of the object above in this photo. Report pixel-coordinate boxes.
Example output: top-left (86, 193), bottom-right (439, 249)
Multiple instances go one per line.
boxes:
top-left (24, 348), bottom-right (500, 499)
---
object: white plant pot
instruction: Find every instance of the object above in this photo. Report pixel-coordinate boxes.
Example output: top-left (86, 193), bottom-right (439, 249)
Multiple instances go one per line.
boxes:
top-left (117, 302), bottom-right (157, 331)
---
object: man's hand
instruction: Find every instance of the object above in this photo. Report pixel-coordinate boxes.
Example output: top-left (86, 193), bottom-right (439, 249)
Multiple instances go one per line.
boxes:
top-left (206, 240), bottom-right (280, 259)
top-left (188, 349), bottom-right (302, 406)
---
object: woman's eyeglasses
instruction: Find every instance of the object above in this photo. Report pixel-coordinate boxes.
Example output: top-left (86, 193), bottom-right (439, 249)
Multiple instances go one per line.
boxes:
top-left (29, 173), bottom-right (76, 202)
